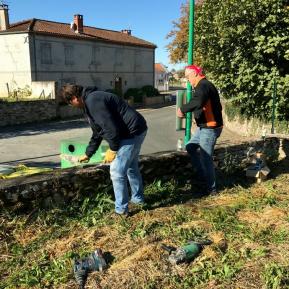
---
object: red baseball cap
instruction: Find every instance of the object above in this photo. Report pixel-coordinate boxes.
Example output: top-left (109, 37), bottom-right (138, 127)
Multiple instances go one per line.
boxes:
top-left (185, 65), bottom-right (205, 77)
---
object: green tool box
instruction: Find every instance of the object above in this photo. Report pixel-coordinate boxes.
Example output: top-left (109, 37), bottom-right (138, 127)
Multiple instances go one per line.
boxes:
top-left (60, 137), bottom-right (109, 168)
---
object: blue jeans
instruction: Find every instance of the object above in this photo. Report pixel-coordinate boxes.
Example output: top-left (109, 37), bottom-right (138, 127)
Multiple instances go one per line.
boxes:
top-left (110, 130), bottom-right (147, 214)
top-left (186, 127), bottom-right (222, 193)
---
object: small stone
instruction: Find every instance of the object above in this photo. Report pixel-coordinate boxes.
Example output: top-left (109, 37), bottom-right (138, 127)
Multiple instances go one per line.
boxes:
top-left (42, 196), bottom-right (53, 209)
top-left (53, 193), bottom-right (65, 206)
top-left (20, 189), bottom-right (31, 199)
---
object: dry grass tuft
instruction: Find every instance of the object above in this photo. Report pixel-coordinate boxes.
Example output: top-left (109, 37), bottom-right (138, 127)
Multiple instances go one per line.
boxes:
top-left (45, 227), bottom-right (90, 258)
top-left (109, 244), bottom-right (158, 271)
top-left (205, 194), bottom-right (244, 206)
top-left (201, 246), bottom-right (219, 260)
top-left (237, 207), bottom-right (288, 229)
top-left (179, 220), bottom-right (212, 230)
top-left (14, 226), bottom-right (44, 246)
top-left (233, 261), bottom-right (264, 289)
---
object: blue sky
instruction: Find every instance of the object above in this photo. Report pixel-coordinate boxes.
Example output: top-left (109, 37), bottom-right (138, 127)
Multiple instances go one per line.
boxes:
top-left (6, 0), bottom-right (187, 71)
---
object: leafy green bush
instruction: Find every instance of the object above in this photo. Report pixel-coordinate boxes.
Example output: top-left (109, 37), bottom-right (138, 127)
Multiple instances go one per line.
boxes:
top-left (9, 85), bottom-right (32, 99)
top-left (123, 86), bottom-right (159, 102)
top-left (197, 0), bottom-right (289, 121)
top-left (124, 88), bottom-right (143, 102)
top-left (168, 0), bottom-right (289, 121)
top-left (141, 85), bottom-right (159, 97)
top-left (224, 102), bottom-right (242, 122)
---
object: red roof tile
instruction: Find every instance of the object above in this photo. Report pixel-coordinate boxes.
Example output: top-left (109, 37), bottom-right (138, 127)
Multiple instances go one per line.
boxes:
top-left (2, 19), bottom-right (157, 49)
top-left (155, 63), bottom-right (167, 73)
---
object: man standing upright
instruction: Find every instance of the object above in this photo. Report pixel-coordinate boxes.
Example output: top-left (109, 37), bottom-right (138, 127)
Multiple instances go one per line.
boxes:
top-left (177, 65), bottom-right (223, 195)
top-left (61, 85), bottom-right (147, 216)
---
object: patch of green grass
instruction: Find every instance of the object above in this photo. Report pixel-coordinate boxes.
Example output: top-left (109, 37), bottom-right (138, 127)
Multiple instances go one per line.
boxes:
top-left (130, 221), bottom-right (149, 239)
top-left (1, 176), bottom-right (289, 289)
top-left (172, 206), bottom-right (193, 224)
top-left (262, 263), bottom-right (289, 289)
top-left (239, 246), bottom-right (269, 260)
top-left (252, 227), bottom-right (289, 245)
top-left (5, 251), bottom-right (72, 288)
top-left (130, 220), bottom-right (163, 240)
top-left (167, 249), bottom-right (244, 288)
top-left (175, 227), bottom-right (209, 244)
top-left (200, 205), bottom-right (242, 232)
top-left (0, 191), bottom-right (116, 289)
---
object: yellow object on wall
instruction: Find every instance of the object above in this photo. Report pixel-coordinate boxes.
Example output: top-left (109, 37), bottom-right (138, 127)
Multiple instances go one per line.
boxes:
top-left (0, 164), bottom-right (52, 179)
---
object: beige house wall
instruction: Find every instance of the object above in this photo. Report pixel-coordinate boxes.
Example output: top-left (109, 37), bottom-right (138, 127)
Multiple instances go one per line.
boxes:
top-left (31, 35), bottom-right (154, 93)
top-left (31, 81), bottom-right (57, 99)
top-left (0, 32), bottom-right (154, 98)
top-left (0, 33), bottom-right (32, 97)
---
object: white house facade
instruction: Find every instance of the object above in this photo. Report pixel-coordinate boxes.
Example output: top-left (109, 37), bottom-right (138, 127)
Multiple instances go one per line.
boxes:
top-left (0, 4), bottom-right (156, 98)
top-left (154, 63), bottom-right (169, 92)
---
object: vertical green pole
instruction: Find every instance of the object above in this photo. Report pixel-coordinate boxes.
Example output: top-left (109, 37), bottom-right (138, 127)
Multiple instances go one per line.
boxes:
top-left (185, 0), bottom-right (195, 144)
top-left (271, 77), bottom-right (277, 134)
top-left (176, 90), bottom-right (185, 131)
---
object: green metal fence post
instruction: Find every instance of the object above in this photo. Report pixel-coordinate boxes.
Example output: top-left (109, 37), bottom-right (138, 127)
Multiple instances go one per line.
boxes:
top-left (185, 0), bottom-right (195, 144)
top-left (176, 90), bottom-right (186, 131)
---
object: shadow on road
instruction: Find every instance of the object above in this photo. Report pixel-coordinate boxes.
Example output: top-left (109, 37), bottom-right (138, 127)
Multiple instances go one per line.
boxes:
top-left (0, 153), bottom-right (60, 168)
top-left (0, 118), bottom-right (89, 139)
top-left (22, 161), bottom-right (60, 168)
top-left (135, 101), bottom-right (176, 110)
top-left (0, 102), bottom-right (176, 140)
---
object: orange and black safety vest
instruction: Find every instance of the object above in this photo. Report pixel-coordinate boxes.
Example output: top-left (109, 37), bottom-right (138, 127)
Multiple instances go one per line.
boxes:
top-left (181, 78), bottom-right (223, 128)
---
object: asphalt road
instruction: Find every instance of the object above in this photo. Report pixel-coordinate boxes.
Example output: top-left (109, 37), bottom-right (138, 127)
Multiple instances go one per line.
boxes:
top-left (0, 105), bottom-right (244, 168)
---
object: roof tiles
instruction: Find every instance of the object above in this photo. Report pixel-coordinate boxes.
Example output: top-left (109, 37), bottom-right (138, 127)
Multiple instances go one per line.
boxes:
top-left (3, 19), bottom-right (156, 49)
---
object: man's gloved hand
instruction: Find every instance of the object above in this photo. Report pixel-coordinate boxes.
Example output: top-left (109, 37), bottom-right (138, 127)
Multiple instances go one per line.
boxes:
top-left (79, 155), bottom-right (90, 163)
top-left (103, 149), bottom-right (117, 163)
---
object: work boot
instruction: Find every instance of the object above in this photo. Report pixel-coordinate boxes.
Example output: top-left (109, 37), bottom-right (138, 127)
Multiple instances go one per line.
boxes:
top-left (207, 189), bottom-right (218, 196)
top-left (189, 178), bottom-right (207, 192)
top-left (130, 202), bottom-right (148, 212)
top-left (113, 211), bottom-right (131, 219)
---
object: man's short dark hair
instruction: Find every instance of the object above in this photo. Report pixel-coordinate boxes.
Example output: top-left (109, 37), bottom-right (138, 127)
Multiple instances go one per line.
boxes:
top-left (60, 84), bottom-right (83, 103)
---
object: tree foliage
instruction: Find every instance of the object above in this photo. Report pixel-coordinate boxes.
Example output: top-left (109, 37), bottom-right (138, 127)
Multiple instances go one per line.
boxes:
top-left (166, 3), bottom-right (189, 64)
top-left (167, 0), bottom-right (289, 121)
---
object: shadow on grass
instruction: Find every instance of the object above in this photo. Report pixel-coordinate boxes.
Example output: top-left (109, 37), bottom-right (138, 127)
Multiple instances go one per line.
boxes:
top-left (141, 157), bottom-right (289, 212)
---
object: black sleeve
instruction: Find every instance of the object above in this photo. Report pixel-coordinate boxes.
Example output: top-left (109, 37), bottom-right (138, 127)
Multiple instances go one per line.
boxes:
top-left (85, 128), bottom-right (103, 158)
top-left (101, 113), bottom-right (120, 151)
top-left (180, 86), bottom-right (209, 115)
top-left (86, 97), bottom-right (120, 151)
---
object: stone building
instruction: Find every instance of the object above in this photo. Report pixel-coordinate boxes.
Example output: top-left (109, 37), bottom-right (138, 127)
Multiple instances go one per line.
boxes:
top-left (0, 4), bottom-right (156, 98)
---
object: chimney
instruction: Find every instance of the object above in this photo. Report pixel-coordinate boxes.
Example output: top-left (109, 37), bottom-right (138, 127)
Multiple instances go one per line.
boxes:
top-left (73, 14), bottom-right (83, 34)
top-left (121, 29), bottom-right (131, 36)
top-left (0, 2), bottom-right (9, 31)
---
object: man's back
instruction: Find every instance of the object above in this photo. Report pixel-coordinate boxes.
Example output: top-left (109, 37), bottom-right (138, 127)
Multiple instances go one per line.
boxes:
top-left (195, 79), bottom-right (223, 128)
top-left (82, 88), bottom-right (147, 139)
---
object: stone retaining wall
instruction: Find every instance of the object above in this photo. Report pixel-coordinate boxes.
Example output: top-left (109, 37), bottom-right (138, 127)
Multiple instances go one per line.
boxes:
top-left (0, 100), bottom-right (57, 127)
top-left (1, 137), bottom-right (288, 207)
top-left (223, 102), bottom-right (289, 137)
top-left (0, 96), bottom-right (170, 127)
top-left (223, 113), bottom-right (271, 138)
top-left (57, 105), bottom-right (83, 119)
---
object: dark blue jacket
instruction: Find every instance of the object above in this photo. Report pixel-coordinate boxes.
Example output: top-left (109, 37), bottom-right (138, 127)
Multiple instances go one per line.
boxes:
top-left (82, 87), bottom-right (147, 157)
